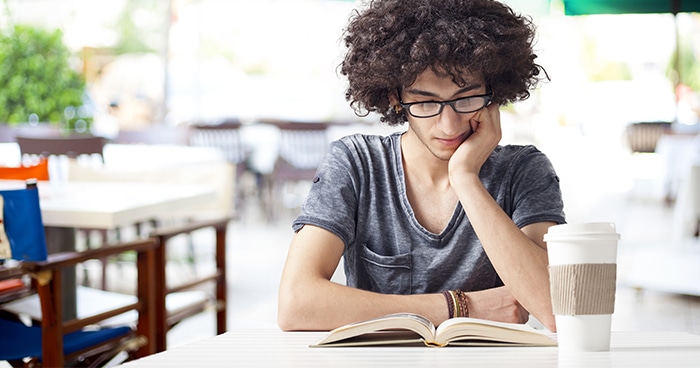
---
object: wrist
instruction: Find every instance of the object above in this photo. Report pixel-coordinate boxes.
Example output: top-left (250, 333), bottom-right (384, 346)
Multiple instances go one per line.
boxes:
top-left (442, 289), bottom-right (469, 319)
top-left (448, 169), bottom-right (481, 189)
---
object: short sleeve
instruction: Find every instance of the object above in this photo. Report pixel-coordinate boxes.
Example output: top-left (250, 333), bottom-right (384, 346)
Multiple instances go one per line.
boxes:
top-left (507, 147), bottom-right (566, 228)
top-left (293, 139), bottom-right (360, 247)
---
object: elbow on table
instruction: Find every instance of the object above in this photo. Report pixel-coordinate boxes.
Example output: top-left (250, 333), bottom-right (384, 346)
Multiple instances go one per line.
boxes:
top-left (277, 316), bottom-right (296, 332)
top-left (277, 285), bottom-right (313, 331)
top-left (277, 304), bottom-right (300, 332)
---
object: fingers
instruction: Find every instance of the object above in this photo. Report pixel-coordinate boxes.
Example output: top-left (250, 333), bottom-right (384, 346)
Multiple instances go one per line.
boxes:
top-left (448, 103), bottom-right (501, 177)
top-left (518, 303), bottom-right (530, 324)
top-left (463, 286), bottom-right (527, 324)
top-left (470, 103), bottom-right (500, 135)
top-left (469, 115), bottom-right (479, 135)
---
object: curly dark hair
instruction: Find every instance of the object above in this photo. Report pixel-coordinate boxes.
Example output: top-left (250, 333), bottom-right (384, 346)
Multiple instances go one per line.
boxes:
top-left (340, 0), bottom-right (548, 126)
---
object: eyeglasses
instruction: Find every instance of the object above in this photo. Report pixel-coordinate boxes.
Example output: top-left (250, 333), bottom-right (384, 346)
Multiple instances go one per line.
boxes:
top-left (399, 87), bottom-right (492, 118)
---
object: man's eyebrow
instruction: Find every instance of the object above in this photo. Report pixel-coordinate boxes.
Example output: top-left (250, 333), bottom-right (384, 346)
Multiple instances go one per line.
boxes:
top-left (405, 84), bottom-right (483, 99)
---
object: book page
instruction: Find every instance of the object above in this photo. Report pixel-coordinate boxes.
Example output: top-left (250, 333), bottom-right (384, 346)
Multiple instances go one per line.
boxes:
top-left (313, 313), bottom-right (436, 346)
top-left (435, 317), bottom-right (556, 346)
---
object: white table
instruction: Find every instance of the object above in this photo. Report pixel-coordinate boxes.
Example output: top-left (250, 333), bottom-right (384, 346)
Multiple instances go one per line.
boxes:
top-left (35, 181), bottom-right (215, 229)
top-left (47, 180), bottom-right (215, 320)
top-left (119, 329), bottom-right (700, 367)
top-left (0, 179), bottom-right (216, 230)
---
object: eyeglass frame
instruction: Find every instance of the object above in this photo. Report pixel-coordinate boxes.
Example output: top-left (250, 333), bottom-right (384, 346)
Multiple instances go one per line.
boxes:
top-left (398, 86), bottom-right (493, 118)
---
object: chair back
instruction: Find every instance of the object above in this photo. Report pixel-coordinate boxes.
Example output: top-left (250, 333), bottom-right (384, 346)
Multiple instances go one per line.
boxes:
top-left (624, 122), bottom-right (672, 153)
top-left (16, 134), bottom-right (105, 164)
top-left (189, 119), bottom-right (247, 165)
top-left (269, 121), bottom-right (329, 186)
top-left (0, 181), bottom-right (48, 261)
top-left (263, 121), bottom-right (330, 219)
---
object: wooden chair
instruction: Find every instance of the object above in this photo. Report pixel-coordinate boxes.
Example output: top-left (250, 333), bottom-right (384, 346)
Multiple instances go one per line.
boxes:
top-left (15, 134), bottom-right (106, 164)
top-left (0, 183), bottom-right (157, 367)
top-left (14, 132), bottom-right (231, 350)
top-left (150, 217), bottom-right (230, 351)
top-left (189, 119), bottom-right (247, 167)
top-left (0, 264), bottom-right (30, 305)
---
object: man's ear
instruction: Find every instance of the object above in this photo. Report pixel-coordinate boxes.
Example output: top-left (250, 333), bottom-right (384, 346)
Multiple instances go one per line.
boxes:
top-left (388, 90), bottom-right (401, 113)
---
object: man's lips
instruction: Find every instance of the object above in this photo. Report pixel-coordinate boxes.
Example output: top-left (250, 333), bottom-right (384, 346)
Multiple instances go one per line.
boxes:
top-left (436, 131), bottom-right (470, 147)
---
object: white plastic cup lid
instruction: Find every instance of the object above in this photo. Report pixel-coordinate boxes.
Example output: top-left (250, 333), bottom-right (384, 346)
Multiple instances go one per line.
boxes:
top-left (544, 222), bottom-right (620, 242)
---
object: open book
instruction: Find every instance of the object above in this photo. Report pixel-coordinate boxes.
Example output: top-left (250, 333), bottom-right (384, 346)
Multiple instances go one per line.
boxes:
top-left (311, 313), bottom-right (557, 347)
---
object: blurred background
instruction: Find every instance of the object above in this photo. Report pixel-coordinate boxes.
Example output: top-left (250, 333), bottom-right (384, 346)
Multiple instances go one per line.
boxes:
top-left (0, 0), bottom-right (699, 344)
top-left (1, 0), bottom-right (697, 128)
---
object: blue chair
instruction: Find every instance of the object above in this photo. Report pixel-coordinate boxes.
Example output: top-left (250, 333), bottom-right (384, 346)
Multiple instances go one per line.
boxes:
top-left (0, 181), bottom-right (157, 367)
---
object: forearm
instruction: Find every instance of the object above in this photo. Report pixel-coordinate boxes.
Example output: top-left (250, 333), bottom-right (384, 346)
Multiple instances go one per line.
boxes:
top-left (278, 226), bottom-right (447, 331)
top-left (452, 173), bottom-right (554, 328)
top-left (278, 278), bottom-right (446, 331)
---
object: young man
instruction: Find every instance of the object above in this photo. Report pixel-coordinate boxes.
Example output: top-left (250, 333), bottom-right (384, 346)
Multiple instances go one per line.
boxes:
top-left (278, 0), bottom-right (565, 332)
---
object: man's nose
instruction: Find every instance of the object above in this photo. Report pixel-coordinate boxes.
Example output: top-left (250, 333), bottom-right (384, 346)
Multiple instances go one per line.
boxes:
top-left (435, 104), bottom-right (463, 135)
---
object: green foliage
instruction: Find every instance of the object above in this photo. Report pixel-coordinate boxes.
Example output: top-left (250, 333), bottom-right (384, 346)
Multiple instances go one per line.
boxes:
top-left (668, 38), bottom-right (700, 92)
top-left (0, 24), bottom-right (90, 128)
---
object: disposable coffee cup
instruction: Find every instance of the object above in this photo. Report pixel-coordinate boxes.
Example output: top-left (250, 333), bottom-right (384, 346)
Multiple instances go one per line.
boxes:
top-left (544, 222), bottom-right (620, 352)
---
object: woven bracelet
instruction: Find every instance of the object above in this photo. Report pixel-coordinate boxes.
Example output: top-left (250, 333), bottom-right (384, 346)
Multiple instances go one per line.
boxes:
top-left (442, 290), bottom-right (455, 319)
top-left (454, 289), bottom-right (469, 318)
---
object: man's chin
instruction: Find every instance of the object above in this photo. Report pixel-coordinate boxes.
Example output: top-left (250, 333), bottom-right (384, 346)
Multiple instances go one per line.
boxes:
top-left (429, 147), bottom-right (455, 162)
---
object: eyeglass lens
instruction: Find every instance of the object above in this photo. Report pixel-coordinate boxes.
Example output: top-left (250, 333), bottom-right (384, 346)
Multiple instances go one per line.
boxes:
top-left (408, 95), bottom-right (490, 117)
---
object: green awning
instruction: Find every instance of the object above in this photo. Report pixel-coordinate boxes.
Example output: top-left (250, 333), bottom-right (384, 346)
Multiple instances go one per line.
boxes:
top-left (563, 0), bottom-right (700, 16)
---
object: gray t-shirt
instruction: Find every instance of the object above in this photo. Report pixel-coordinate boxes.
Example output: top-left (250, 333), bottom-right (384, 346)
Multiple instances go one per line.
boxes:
top-left (293, 132), bottom-right (565, 295)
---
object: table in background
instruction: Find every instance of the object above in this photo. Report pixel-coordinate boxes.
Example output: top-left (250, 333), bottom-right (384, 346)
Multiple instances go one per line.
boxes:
top-left (36, 181), bottom-right (215, 229)
top-left (45, 181), bottom-right (216, 321)
top-left (120, 329), bottom-right (700, 367)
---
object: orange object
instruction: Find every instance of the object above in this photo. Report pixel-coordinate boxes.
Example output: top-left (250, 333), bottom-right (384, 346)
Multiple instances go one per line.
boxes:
top-left (0, 279), bottom-right (24, 292)
top-left (0, 159), bottom-right (49, 181)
